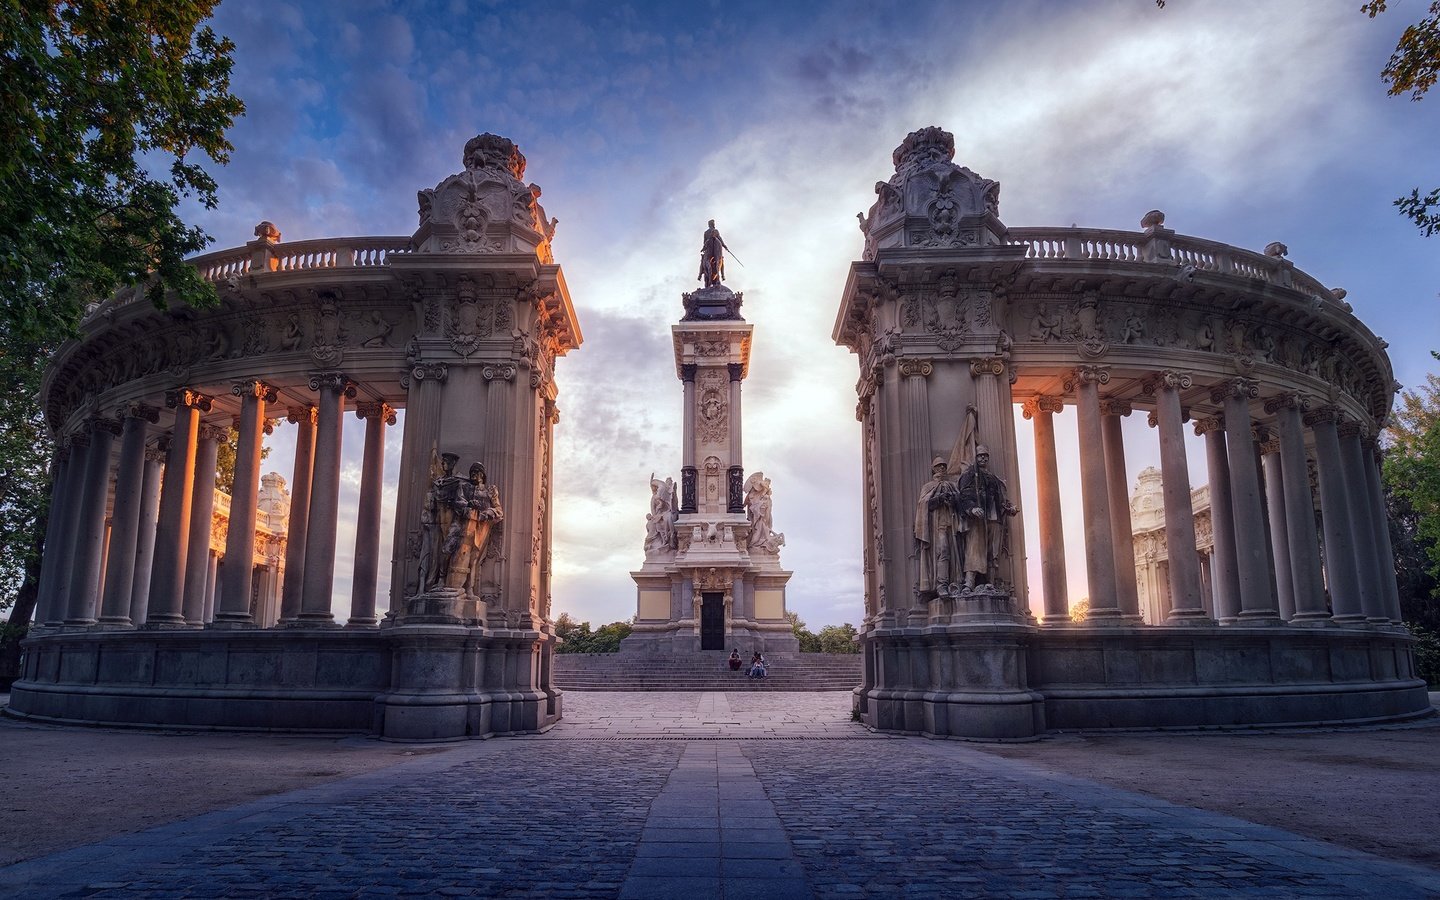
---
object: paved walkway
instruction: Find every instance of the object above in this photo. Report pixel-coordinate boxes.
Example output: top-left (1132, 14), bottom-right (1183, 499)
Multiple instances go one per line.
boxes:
top-left (2, 692), bottom-right (1439, 897)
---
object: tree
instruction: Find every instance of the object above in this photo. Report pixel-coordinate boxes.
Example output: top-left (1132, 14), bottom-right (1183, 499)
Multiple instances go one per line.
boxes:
top-left (1070, 598), bottom-right (1091, 623)
top-left (215, 426), bottom-right (270, 494)
top-left (554, 613), bottom-right (633, 653)
top-left (0, 2), bottom-right (243, 629)
top-left (1384, 352), bottom-right (1440, 607)
top-left (1364, 1), bottom-right (1440, 234)
top-left (786, 611), bottom-right (822, 653)
top-left (816, 623), bottom-right (860, 654)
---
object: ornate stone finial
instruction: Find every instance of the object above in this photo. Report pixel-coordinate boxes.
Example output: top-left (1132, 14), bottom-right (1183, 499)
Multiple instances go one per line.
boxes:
top-left (253, 221), bottom-right (280, 243)
top-left (286, 404), bottom-right (317, 426)
top-left (893, 126), bottom-right (956, 170)
top-left (1264, 241), bottom-right (1288, 258)
top-left (232, 380), bottom-right (278, 403)
top-left (1140, 209), bottom-right (1166, 229)
top-left (1021, 395), bottom-right (1064, 419)
top-left (355, 402), bottom-right (398, 426)
top-left (859, 126), bottom-right (1002, 256)
top-left (462, 133), bottom-right (526, 179)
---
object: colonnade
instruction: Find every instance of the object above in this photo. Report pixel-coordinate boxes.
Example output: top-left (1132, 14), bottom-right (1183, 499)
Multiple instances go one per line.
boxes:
top-left (1022, 369), bottom-right (1399, 627)
top-left (30, 374), bottom-right (398, 631)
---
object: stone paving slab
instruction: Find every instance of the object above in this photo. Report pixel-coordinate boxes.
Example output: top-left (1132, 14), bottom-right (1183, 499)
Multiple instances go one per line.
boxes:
top-left (1, 691), bottom-right (1439, 898)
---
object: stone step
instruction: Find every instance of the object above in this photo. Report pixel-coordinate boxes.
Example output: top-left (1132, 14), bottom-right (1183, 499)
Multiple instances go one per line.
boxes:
top-left (554, 652), bottom-right (862, 692)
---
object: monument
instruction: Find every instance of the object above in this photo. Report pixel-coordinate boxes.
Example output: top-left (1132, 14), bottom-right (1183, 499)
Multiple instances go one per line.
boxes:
top-left (835, 125), bottom-right (1429, 737)
top-left (624, 223), bottom-right (798, 654)
top-left (10, 134), bottom-right (582, 740)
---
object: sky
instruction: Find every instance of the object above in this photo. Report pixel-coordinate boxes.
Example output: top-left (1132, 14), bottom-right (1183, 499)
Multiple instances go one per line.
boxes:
top-left (177, 0), bottom-right (1440, 628)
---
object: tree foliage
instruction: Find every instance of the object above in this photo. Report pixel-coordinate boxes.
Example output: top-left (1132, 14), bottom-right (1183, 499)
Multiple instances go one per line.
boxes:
top-left (787, 612), bottom-right (860, 653)
top-left (554, 613), bottom-right (633, 653)
top-left (1364, 1), bottom-right (1440, 235)
top-left (214, 426), bottom-right (270, 494)
top-left (0, 329), bottom-right (52, 616)
top-left (1384, 352), bottom-right (1440, 606)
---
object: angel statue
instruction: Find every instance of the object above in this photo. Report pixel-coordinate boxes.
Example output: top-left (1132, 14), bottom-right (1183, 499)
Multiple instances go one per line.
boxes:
top-left (744, 472), bottom-right (785, 553)
top-left (644, 474), bottom-right (677, 553)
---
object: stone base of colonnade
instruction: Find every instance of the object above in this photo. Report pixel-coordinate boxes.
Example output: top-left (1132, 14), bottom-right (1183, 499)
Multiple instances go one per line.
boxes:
top-left (6, 627), bottom-right (562, 741)
top-left (857, 620), bottom-right (1433, 740)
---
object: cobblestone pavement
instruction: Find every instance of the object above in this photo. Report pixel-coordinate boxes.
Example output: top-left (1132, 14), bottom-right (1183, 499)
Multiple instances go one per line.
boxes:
top-left (2, 692), bottom-right (1439, 898)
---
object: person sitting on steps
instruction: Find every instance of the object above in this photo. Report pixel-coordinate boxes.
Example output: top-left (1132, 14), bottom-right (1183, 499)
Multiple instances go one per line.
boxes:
top-left (729, 649), bottom-right (742, 672)
top-left (748, 652), bottom-right (767, 679)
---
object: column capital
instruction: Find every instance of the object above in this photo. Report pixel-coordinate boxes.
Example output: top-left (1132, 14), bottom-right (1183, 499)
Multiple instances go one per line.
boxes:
top-left (263, 417), bottom-right (276, 435)
top-left (410, 362), bottom-right (449, 384)
top-left (970, 357), bottom-right (1006, 377)
top-left (1303, 405), bottom-right (1341, 428)
top-left (680, 363), bottom-right (697, 382)
top-left (1192, 415), bottom-right (1225, 436)
top-left (232, 379), bottom-right (279, 403)
top-left (1021, 395), bottom-right (1064, 419)
top-left (198, 422), bottom-right (231, 443)
top-left (727, 362), bottom-right (744, 382)
top-left (1337, 418), bottom-right (1365, 440)
top-left (1064, 365), bottom-right (1110, 391)
top-left (898, 358), bottom-right (933, 378)
top-left (355, 401), bottom-right (397, 425)
top-left (89, 417), bottom-right (122, 437)
top-left (1209, 377), bottom-right (1259, 404)
top-left (309, 372), bottom-right (357, 398)
top-left (1252, 423), bottom-right (1275, 447)
top-left (1099, 398), bottom-right (1132, 417)
top-left (145, 440), bottom-right (168, 463)
top-left (1258, 435), bottom-right (1281, 454)
top-left (1263, 391), bottom-right (1311, 414)
top-left (165, 389), bottom-right (213, 412)
top-left (286, 404), bottom-right (317, 426)
top-left (1142, 369), bottom-right (1192, 395)
top-left (116, 402), bottom-right (160, 424)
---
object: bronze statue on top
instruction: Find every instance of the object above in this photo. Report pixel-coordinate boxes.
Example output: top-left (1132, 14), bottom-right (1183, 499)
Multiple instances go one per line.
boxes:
top-left (698, 219), bottom-right (730, 288)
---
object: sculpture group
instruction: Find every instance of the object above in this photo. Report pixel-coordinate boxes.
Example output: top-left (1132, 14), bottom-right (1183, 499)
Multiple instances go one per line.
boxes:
top-left (418, 451), bottom-right (503, 600)
top-left (915, 442), bottom-right (1016, 599)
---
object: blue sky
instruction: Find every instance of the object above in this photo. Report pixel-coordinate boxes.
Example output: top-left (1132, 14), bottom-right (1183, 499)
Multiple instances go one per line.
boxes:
top-left (182, 0), bottom-right (1440, 628)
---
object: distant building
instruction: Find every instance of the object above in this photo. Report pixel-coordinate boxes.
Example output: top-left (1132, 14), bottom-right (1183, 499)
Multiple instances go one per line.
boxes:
top-left (1129, 467), bottom-right (1216, 623)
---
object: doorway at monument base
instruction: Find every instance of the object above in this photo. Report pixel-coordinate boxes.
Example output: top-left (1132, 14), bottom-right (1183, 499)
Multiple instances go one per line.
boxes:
top-left (854, 624), bottom-right (1430, 740)
top-left (8, 626), bottom-right (561, 740)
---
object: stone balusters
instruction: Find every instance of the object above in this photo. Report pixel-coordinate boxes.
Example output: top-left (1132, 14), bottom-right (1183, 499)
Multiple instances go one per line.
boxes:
top-left (145, 389), bottom-right (212, 627)
top-left (1338, 420), bottom-right (1389, 624)
top-left (1305, 406), bottom-right (1365, 623)
top-left (279, 405), bottom-right (317, 624)
top-left (98, 403), bottom-right (161, 627)
top-left (1069, 366), bottom-right (1120, 620)
top-left (350, 401), bottom-right (395, 627)
top-left (1100, 398), bottom-right (1141, 621)
top-left (1193, 415), bottom-right (1241, 623)
top-left (182, 422), bottom-right (229, 625)
top-left (298, 372), bottom-right (356, 625)
top-left (1211, 378), bottom-right (1279, 623)
top-left (1265, 394), bottom-right (1328, 623)
top-left (214, 380), bottom-right (278, 627)
top-left (1148, 371), bottom-right (1208, 623)
top-left (68, 417), bottom-right (122, 626)
top-left (1022, 395), bottom-right (1068, 624)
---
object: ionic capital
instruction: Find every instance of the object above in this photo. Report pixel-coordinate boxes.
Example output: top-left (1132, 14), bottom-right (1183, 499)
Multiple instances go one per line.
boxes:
top-left (199, 422), bottom-right (231, 443)
top-left (1141, 370), bottom-right (1193, 397)
top-left (970, 357), bottom-right (1005, 378)
top-left (1303, 406), bottom-right (1340, 429)
top-left (1099, 398), bottom-right (1132, 417)
top-left (144, 441), bottom-right (168, 463)
top-left (232, 379), bottom-right (279, 403)
top-left (410, 362), bottom-right (449, 384)
top-left (89, 417), bottom-right (122, 437)
top-left (1262, 392), bottom-right (1311, 415)
top-left (355, 401), bottom-right (398, 425)
top-left (1064, 365), bottom-right (1110, 392)
top-left (1252, 423), bottom-right (1274, 446)
top-left (165, 389), bottom-right (213, 412)
top-left (727, 362), bottom-right (745, 382)
top-left (1258, 436), bottom-right (1281, 454)
top-left (898, 358), bottom-right (933, 378)
top-left (262, 417), bottom-right (276, 435)
top-left (1210, 377), bottom-right (1259, 404)
top-left (309, 372), bottom-right (357, 398)
top-left (117, 402), bottom-right (160, 424)
top-left (1192, 415), bottom-right (1225, 437)
top-left (286, 405), bottom-right (317, 426)
top-left (1337, 419), bottom-right (1365, 440)
top-left (680, 363), bottom-right (698, 383)
top-left (1021, 395), bottom-right (1064, 420)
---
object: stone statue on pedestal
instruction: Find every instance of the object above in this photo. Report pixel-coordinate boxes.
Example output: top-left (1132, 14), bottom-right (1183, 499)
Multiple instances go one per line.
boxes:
top-left (955, 445), bottom-right (1016, 590)
top-left (644, 474), bottom-right (677, 553)
top-left (915, 456), bottom-right (961, 599)
top-left (418, 452), bottom-right (503, 596)
top-left (698, 220), bottom-right (729, 288)
top-left (743, 472), bottom-right (785, 553)
top-left (455, 462), bottom-right (503, 596)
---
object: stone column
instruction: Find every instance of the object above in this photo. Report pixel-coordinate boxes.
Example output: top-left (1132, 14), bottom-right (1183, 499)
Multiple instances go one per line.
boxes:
top-left (182, 422), bottom-right (226, 625)
top-left (129, 441), bottom-right (166, 626)
top-left (1362, 438), bottom-right (1404, 623)
top-left (214, 380), bottom-right (277, 627)
top-left (279, 405), bottom-right (317, 623)
top-left (349, 401), bottom-right (395, 627)
top-left (680, 363), bottom-right (697, 512)
top-left (1338, 421), bottom-right (1388, 623)
top-left (1306, 406), bottom-right (1364, 623)
top-left (298, 372), bottom-right (354, 625)
top-left (1070, 366), bottom-right (1120, 620)
top-left (203, 552), bottom-right (219, 623)
top-left (67, 417), bottom-right (121, 626)
top-left (1194, 416), bottom-right (1241, 623)
top-left (1100, 399), bottom-right (1141, 620)
top-left (1265, 394), bottom-right (1327, 622)
top-left (32, 444), bottom-right (76, 627)
top-left (98, 403), bottom-right (160, 626)
top-left (1213, 378), bottom-right (1279, 623)
top-left (1151, 371), bottom-right (1207, 622)
top-left (1258, 432), bottom-right (1295, 621)
top-left (1023, 396), bottom-right (1068, 624)
top-left (727, 362), bottom-right (744, 513)
top-left (145, 390), bottom-right (211, 627)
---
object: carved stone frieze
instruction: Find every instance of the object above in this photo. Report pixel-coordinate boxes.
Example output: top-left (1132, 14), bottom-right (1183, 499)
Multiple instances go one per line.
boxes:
top-left (696, 370), bottom-right (728, 443)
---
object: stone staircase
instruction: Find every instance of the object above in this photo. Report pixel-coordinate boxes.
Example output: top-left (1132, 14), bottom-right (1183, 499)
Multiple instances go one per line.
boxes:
top-left (553, 651), bottom-right (862, 692)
